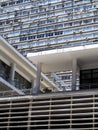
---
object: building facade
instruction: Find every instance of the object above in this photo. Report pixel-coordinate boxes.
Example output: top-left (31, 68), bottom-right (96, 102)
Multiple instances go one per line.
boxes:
top-left (0, 36), bottom-right (59, 96)
top-left (0, 0), bottom-right (97, 54)
top-left (0, 0), bottom-right (98, 90)
top-left (0, 90), bottom-right (98, 130)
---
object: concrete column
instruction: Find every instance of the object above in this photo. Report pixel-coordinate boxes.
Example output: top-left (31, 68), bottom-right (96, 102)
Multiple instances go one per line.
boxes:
top-left (9, 63), bottom-right (15, 85)
top-left (72, 59), bottom-right (77, 90)
top-left (32, 63), bottom-right (42, 94)
top-left (30, 79), bottom-right (36, 94)
top-left (0, 61), bottom-right (1, 75)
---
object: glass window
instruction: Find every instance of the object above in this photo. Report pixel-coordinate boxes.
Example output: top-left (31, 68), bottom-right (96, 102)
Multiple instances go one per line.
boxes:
top-left (39, 13), bottom-right (46, 18)
top-left (30, 9), bottom-right (38, 14)
top-left (39, 20), bottom-right (46, 25)
top-left (73, 7), bottom-right (83, 12)
top-left (22, 23), bottom-right (29, 28)
top-left (56, 4), bottom-right (64, 9)
top-left (57, 37), bottom-right (64, 43)
top-left (74, 21), bottom-right (82, 26)
top-left (37, 34), bottom-right (44, 38)
top-left (4, 27), bottom-right (13, 31)
top-left (0, 60), bottom-right (10, 81)
top-left (0, 9), bottom-right (6, 14)
top-left (64, 2), bottom-right (72, 7)
top-left (82, 26), bottom-right (92, 32)
top-left (94, 25), bottom-right (98, 30)
top-left (46, 5), bottom-right (54, 11)
top-left (66, 15), bottom-right (73, 20)
top-left (46, 32), bottom-right (54, 37)
top-left (73, 0), bottom-right (83, 5)
top-left (0, 28), bottom-right (4, 32)
top-left (73, 34), bottom-right (82, 40)
top-left (15, 72), bottom-right (31, 89)
top-left (55, 11), bottom-right (64, 16)
top-left (38, 7), bottom-right (45, 12)
top-left (83, 19), bottom-right (92, 24)
top-left (64, 22), bottom-right (73, 27)
top-left (73, 14), bottom-right (81, 19)
top-left (55, 24), bottom-right (63, 29)
top-left (21, 30), bottom-right (28, 35)
top-left (65, 9), bottom-right (73, 13)
top-left (28, 35), bottom-right (35, 40)
top-left (9, 1), bottom-right (15, 5)
top-left (73, 28), bottom-right (82, 33)
top-left (49, 38), bottom-right (56, 44)
top-left (1, 2), bottom-right (7, 7)
top-left (20, 37), bottom-right (27, 41)
top-left (47, 12), bottom-right (55, 17)
top-left (94, 18), bottom-right (98, 22)
top-left (93, 32), bottom-right (98, 38)
top-left (30, 22), bottom-right (37, 27)
top-left (37, 27), bottom-right (46, 32)
top-left (47, 25), bottom-right (54, 30)
top-left (82, 12), bottom-right (93, 17)
top-left (29, 29), bottom-right (37, 33)
top-left (83, 0), bottom-right (91, 3)
top-left (64, 30), bottom-right (73, 35)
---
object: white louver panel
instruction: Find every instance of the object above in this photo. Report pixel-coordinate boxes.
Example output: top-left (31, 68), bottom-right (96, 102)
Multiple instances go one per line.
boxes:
top-left (0, 91), bottom-right (98, 130)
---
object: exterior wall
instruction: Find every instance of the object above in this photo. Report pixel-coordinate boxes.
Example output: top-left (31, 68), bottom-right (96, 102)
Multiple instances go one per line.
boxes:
top-left (0, 0), bottom-right (97, 55)
top-left (0, 90), bottom-right (98, 130)
top-left (0, 37), bottom-right (59, 93)
top-left (0, 0), bottom-right (98, 90)
top-left (0, 59), bottom-right (32, 93)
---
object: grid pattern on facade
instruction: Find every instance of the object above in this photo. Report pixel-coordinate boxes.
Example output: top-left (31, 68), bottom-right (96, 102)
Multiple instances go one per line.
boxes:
top-left (0, 60), bottom-right (32, 93)
top-left (0, 92), bottom-right (98, 130)
top-left (0, 0), bottom-right (97, 89)
top-left (0, 0), bottom-right (98, 55)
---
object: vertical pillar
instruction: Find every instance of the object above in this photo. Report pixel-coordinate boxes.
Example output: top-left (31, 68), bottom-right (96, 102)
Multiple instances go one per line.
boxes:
top-left (32, 63), bottom-right (42, 94)
top-left (72, 59), bottom-right (77, 90)
top-left (9, 63), bottom-right (15, 85)
top-left (30, 79), bottom-right (35, 94)
top-left (0, 60), bottom-right (1, 76)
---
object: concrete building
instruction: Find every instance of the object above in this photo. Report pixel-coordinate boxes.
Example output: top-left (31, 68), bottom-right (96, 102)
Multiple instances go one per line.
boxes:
top-left (1, 1), bottom-right (98, 129)
top-left (27, 41), bottom-right (98, 91)
top-left (1, 0), bottom-right (98, 90)
top-left (0, 36), bottom-right (59, 96)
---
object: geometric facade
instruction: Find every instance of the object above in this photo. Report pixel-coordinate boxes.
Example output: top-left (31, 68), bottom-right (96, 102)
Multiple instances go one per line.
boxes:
top-left (1, 1), bottom-right (98, 129)
top-left (1, 0), bottom-right (98, 90)
top-left (0, 36), bottom-right (59, 95)
top-left (0, 0), bottom-right (97, 55)
top-left (0, 90), bottom-right (98, 130)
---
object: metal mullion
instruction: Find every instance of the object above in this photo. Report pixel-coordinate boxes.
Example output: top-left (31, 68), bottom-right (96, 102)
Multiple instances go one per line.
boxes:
top-left (93, 94), bottom-right (95, 130)
top-left (70, 95), bottom-right (73, 129)
top-left (7, 100), bottom-right (12, 130)
top-left (27, 99), bottom-right (32, 130)
top-left (48, 98), bottom-right (51, 130)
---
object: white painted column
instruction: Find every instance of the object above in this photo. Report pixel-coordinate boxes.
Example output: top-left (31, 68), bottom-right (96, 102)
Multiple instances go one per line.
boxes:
top-left (32, 63), bottom-right (42, 94)
top-left (9, 63), bottom-right (16, 85)
top-left (72, 59), bottom-right (77, 90)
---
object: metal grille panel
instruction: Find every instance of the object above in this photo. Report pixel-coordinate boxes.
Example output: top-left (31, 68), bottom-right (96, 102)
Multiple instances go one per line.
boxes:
top-left (0, 91), bottom-right (98, 130)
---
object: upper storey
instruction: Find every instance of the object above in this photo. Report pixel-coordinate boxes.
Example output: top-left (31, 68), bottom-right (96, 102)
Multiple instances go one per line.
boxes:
top-left (0, 0), bottom-right (98, 55)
